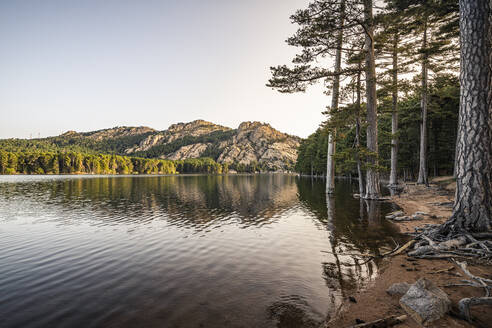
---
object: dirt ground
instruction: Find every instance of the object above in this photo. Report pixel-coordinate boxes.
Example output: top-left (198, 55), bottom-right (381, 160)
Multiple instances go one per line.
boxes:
top-left (326, 178), bottom-right (492, 328)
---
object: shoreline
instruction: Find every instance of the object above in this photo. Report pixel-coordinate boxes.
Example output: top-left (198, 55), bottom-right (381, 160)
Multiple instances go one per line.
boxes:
top-left (326, 178), bottom-right (491, 328)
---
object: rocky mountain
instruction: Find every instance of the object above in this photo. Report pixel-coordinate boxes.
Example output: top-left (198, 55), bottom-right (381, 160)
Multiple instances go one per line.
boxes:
top-left (124, 120), bottom-right (300, 171)
top-left (50, 120), bottom-right (300, 171)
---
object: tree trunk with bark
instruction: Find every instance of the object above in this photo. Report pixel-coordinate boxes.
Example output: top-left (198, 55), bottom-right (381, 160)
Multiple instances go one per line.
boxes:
top-left (417, 17), bottom-right (429, 185)
top-left (326, 0), bottom-right (345, 195)
top-left (363, 0), bottom-right (381, 200)
top-left (389, 33), bottom-right (399, 187)
top-left (355, 63), bottom-right (365, 197)
top-left (439, 0), bottom-right (492, 234)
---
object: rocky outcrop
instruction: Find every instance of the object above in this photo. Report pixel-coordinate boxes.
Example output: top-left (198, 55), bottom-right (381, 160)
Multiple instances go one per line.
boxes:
top-left (125, 134), bottom-right (165, 153)
top-left (165, 143), bottom-right (210, 160)
top-left (56, 120), bottom-right (301, 171)
top-left (165, 120), bottom-right (231, 142)
top-left (83, 126), bottom-right (156, 140)
top-left (216, 121), bottom-right (300, 170)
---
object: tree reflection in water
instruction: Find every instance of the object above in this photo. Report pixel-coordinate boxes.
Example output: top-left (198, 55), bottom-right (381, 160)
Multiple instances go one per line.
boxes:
top-left (0, 175), bottom-right (403, 328)
top-left (296, 178), bottom-right (402, 323)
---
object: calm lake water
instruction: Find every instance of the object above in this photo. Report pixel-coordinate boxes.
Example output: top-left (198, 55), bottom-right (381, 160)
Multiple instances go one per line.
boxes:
top-left (0, 174), bottom-right (401, 328)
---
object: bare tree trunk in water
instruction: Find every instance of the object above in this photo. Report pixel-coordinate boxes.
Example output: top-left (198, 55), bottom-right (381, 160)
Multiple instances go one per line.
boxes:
top-left (363, 0), bottom-right (381, 199)
top-left (326, 0), bottom-right (345, 195)
top-left (438, 0), bottom-right (492, 234)
top-left (389, 33), bottom-right (399, 187)
top-left (417, 17), bottom-right (429, 185)
top-left (355, 63), bottom-right (365, 196)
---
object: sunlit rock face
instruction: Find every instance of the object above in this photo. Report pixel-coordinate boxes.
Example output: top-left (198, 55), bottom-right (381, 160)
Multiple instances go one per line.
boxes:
top-left (125, 134), bottom-right (165, 153)
top-left (216, 121), bottom-right (300, 171)
top-left (129, 120), bottom-right (300, 171)
top-left (165, 143), bottom-right (211, 160)
top-left (165, 120), bottom-right (232, 142)
top-left (58, 120), bottom-right (301, 171)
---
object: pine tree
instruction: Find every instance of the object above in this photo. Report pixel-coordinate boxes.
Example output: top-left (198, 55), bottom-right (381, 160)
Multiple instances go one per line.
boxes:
top-left (391, 0), bottom-right (459, 185)
top-left (268, 0), bottom-right (382, 199)
top-left (437, 0), bottom-right (491, 234)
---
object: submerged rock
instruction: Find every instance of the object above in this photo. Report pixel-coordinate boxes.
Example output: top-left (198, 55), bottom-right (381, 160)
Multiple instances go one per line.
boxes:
top-left (399, 278), bottom-right (450, 325)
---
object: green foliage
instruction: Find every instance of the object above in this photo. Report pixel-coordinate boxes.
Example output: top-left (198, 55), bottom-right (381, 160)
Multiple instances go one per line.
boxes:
top-left (0, 149), bottom-right (237, 176)
top-left (0, 132), bottom-right (155, 155)
top-left (297, 74), bottom-right (459, 179)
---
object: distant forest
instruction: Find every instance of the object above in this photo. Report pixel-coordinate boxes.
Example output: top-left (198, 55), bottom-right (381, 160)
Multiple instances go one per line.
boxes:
top-left (0, 151), bottom-right (231, 175)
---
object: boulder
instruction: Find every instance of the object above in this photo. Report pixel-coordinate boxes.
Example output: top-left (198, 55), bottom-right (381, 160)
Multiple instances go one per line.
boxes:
top-left (387, 282), bottom-right (411, 296)
top-left (399, 278), bottom-right (450, 325)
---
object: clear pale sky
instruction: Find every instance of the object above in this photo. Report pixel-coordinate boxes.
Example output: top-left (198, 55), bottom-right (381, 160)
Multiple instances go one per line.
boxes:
top-left (0, 0), bottom-right (329, 139)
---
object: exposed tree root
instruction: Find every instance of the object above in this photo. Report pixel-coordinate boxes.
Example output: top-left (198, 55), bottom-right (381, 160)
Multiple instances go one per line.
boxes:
top-left (407, 229), bottom-right (492, 264)
top-left (402, 228), bottom-right (492, 322)
top-left (458, 297), bottom-right (492, 323)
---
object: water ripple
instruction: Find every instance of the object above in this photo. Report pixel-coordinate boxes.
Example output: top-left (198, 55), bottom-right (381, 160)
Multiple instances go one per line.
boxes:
top-left (0, 175), bottom-right (402, 328)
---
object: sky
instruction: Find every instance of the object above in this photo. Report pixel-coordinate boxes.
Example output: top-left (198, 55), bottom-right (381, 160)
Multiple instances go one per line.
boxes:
top-left (0, 0), bottom-right (330, 139)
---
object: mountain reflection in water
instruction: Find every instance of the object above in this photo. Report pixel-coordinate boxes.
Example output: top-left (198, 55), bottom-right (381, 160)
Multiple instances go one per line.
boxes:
top-left (0, 174), bottom-right (401, 328)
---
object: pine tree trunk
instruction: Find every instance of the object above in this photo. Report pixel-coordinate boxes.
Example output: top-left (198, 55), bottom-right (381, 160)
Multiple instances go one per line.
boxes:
top-left (355, 64), bottom-right (365, 197)
top-left (326, 0), bottom-right (345, 195)
top-left (389, 33), bottom-right (399, 187)
top-left (363, 0), bottom-right (381, 200)
top-left (439, 0), bottom-right (492, 234)
top-left (417, 18), bottom-right (429, 185)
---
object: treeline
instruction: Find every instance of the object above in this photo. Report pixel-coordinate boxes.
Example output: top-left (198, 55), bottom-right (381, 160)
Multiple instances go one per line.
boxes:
top-left (269, 0), bottom-right (460, 198)
top-left (0, 151), bottom-right (231, 175)
top-left (0, 131), bottom-right (154, 155)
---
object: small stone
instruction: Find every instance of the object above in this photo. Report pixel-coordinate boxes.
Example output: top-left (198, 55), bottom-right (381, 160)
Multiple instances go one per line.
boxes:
top-left (387, 282), bottom-right (411, 296)
top-left (400, 278), bottom-right (451, 325)
top-left (415, 211), bottom-right (428, 216)
top-left (349, 296), bottom-right (357, 303)
top-left (355, 318), bottom-right (365, 324)
top-left (411, 214), bottom-right (424, 220)
top-left (386, 210), bottom-right (404, 219)
top-left (393, 216), bottom-right (411, 221)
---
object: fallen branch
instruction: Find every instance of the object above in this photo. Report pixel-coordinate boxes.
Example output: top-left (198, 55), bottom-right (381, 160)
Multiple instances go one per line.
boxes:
top-left (391, 240), bottom-right (415, 256)
top-left (347, 315), bottom-right (407, 328)
top-left (429, 266), bottom-right (455, 274)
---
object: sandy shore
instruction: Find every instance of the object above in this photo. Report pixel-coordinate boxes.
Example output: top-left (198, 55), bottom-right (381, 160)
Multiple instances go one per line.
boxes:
top-left (326, 178), bottom-right (492, 328)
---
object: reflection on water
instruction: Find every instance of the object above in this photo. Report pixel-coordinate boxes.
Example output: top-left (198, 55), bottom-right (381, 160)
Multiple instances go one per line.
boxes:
top-left (0, 175), bottom-right (400, 328)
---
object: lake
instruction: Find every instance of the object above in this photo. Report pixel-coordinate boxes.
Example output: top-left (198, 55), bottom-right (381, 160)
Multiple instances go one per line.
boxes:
top-left (0, 174), bottom-right (401, 328)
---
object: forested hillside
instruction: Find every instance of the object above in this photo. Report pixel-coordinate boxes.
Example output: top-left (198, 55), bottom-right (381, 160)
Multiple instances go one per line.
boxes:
top-left (0, 120), bottom-right (300, 174)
